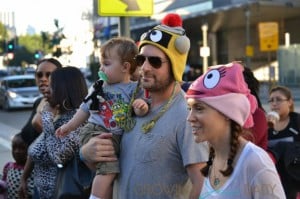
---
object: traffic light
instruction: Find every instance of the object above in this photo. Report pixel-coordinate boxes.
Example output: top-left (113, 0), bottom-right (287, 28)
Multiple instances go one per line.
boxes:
top-left (34, 51), bottom-right (40, 59)
top-left (34, 50), bottom-right (44, 60)
top-left (7, 40), bottom-right (14, 53)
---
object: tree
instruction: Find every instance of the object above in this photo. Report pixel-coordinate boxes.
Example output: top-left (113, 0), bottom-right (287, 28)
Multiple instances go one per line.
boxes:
top-left (0, 22), bottom-right (8, 54)
top-left (51, 19), bottom-right (65, 57)
top-left (18, 34), bottom-right (43, 53)
top-left (41, 31), bottom-right (51, 52)
top-left (6, 34), bottom-right (50, 66)
top-left (3, 19), bottom-right (66, 66)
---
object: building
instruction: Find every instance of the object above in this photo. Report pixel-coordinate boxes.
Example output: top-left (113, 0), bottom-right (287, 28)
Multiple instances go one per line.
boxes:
top-left (94, 0), bottom-right (300, 85)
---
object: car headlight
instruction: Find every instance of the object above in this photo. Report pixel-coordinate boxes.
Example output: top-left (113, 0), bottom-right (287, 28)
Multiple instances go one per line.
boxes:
top-left (7, 91), bottom-right (18, 98)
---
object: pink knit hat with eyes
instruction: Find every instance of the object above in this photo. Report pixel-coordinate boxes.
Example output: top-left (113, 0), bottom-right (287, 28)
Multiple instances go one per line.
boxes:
top-left (185, 62), bottom-right (257, 128)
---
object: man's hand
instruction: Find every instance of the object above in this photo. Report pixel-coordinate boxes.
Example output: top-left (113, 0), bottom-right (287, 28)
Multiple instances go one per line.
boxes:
top-left (81, 133), bottom-right (117, 164)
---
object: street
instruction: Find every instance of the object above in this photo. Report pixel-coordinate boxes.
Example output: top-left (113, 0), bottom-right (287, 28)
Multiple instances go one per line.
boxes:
top-left (0, 108), bottom-right (31, 172)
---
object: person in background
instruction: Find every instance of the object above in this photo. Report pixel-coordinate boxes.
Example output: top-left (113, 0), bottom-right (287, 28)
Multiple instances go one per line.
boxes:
top-left (20, 58), bottom-right (62, 144)
top-left (56, 37), bottom-right (149, 199)
top-left (267, 85), bottom-right (300, 199)
top-left (80, 13), bottom-right (208, 199)
top-left (242, 66), bottom-right (268, 150)
top-left (1, 133), bottom-right (34, 199)
top-left (19, 58), bottom-right (62, 198)
top-left (20, 66), bottom-right (88, 199)
top-left (186, 62), bottom-right (285, 198)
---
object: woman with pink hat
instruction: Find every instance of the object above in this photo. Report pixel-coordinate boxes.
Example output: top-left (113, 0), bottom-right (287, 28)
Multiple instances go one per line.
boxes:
top-left (185, 62), bottom-right (285, 198)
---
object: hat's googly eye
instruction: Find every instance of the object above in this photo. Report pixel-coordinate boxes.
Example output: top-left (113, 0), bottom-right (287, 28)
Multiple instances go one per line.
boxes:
top-left (140, 33), bottom-right (147, 41)
top-left (149, 30), bottom-right (163, 42)
top-left (203, 69), bottom-right (221, 89)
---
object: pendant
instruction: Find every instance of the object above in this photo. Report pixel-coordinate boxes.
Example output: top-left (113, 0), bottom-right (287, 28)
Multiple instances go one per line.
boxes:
top-left (272, 130), bottom-right (279, 135)
top-left (214, 177), bottom-right (220, 186)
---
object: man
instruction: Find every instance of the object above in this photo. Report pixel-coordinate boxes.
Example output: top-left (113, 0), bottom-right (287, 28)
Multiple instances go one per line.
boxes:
top-left (81, 13), bottom-right (208, 199)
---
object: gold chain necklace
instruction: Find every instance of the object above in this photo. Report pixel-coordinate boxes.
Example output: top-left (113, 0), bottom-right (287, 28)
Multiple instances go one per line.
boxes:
top-left (121, 79), bottom-right (141, 132)
top-left (142, 82), bottom-right (177, 133)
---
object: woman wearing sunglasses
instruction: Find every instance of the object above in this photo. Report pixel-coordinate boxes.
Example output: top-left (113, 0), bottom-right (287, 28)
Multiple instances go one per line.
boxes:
top-left (267, 85), bottom-right (300, 199)
top-left (20, 58), bottom-right (62, 143)
top-left (19, 58), bottom-right (62, 199)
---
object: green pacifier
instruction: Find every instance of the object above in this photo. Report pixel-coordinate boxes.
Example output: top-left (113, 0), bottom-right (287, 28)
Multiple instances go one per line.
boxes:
top-left (98, 71), bottom-right (108, 82)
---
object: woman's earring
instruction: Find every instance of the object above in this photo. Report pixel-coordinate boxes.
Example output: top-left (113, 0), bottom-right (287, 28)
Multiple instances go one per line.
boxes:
top-left (63, 99), bottom-right (72, 111)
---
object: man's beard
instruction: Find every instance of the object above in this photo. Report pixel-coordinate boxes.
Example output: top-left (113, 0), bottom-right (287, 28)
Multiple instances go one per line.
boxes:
top-left (142, 73), bottom-right (174, 92)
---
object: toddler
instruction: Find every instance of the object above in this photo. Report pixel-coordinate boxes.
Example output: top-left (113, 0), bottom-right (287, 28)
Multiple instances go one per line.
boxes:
top-left (56, 37), bottom-right (149, 199)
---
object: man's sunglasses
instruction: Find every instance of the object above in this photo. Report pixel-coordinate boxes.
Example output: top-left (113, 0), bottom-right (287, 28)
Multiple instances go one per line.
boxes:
top-left (36, 71), bottom-right (51, 78)
top-left (134, 55), bottom-right (168, 69)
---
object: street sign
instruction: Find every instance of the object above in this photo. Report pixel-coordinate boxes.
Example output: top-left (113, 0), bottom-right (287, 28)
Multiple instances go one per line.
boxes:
top-left (98, 0), bottom-right (153, 16)
top-left (245, 45), bottom-right (254, 57)
top-left (258, 22), bottom-right (279, 52)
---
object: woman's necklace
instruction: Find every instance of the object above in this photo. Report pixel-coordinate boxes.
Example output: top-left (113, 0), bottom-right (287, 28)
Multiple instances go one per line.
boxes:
top-left (211, 159), bottom-right (227, 188)
top-left (212, 164), bottom-right (221, 187)
top-left (141, 82), bottom-right (177, 133)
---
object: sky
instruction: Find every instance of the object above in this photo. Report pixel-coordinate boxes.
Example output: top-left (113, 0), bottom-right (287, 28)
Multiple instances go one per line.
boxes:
top-left (0, 0), bottom-right (92, 36)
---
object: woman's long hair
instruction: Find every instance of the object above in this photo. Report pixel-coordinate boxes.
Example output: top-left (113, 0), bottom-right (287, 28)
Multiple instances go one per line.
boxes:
top-left (48, 66), bottom-right (88, 114)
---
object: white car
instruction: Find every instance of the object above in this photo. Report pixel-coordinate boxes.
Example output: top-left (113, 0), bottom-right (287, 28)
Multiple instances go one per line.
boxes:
top-left (0, 75), bottom-right (41, 111)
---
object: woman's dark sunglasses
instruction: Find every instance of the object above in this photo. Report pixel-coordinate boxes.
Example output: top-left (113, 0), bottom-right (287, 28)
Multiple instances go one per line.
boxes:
top-left (134, 55), bottom-right (168, 69)
top-left (36, 71), bottom-right (51, 78)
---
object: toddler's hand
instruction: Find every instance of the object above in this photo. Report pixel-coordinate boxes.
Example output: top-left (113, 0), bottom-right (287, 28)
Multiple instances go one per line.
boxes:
top-left (55, 124), bottom-right (69, 138)
top-left (132, 99), bottom-right (149, 116)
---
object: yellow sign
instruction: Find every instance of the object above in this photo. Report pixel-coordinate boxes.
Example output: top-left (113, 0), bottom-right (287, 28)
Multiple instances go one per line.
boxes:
top-left (98, 0), bottom-right (153, 16)
top-left (258, 22), bottom-right (279, 52)
top-left (246, 45), bottom-right (254, 57)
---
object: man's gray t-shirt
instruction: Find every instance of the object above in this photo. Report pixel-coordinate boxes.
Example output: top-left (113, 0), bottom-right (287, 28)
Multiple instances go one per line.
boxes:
top-left (113, 90), bottom-right (208, 199)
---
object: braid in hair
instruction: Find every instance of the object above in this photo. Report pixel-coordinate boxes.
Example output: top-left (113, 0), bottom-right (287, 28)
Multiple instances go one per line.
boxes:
top-left (201, 147), bottom-right (215, 177)
top-left (220, 121), bottom-right (241, 176)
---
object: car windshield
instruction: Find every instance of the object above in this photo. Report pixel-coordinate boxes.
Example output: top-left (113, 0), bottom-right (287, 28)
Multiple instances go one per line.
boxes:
top-left (7, 79), bottom-right (36, 88)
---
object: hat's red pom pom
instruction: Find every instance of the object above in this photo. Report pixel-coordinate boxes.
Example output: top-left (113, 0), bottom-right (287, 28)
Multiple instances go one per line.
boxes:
top-left (161, 13), bottom-right (182, 27)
